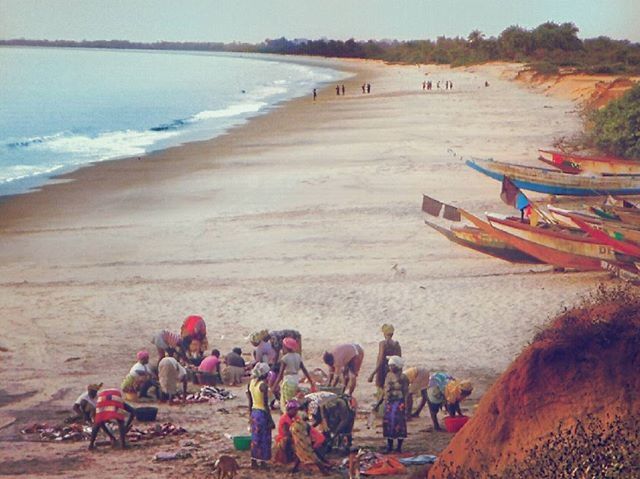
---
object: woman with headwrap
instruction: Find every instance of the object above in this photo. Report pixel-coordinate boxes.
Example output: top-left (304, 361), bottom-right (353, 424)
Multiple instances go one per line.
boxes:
top-left (426, 372), bottom-right (473, 431)
top-left (368, 324), bottom-right (402, 396)
top-left (273, 337), bottom-right (315, 413)
top-left (180, 315), bottom-right (208, 365)
top-left (250, 330), bottom-right (277, 367)
top-left (121, 350), bottom-right (160, 399)
top-left (374, 356), bottom-right (409, 453)
top-left (274, 399), bottom-right (300, 464)
top-left (247, 362), bottom-right (274, 469)
top-left (290, 400), bottom-right (331, 473)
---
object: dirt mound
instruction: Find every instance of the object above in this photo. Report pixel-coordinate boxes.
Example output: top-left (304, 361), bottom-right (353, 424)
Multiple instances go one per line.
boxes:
top-left (428, 287), bottom-right (640, 478)
top-left (586, 77), bottom-right (637, 109)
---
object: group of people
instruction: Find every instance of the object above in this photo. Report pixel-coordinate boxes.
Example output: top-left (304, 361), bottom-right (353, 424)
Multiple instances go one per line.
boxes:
top-left (312, 83), bottom-right (372, 101)
top-left (71, 317), bottom-right (474, 465)
top-left (422, 80), bottom-right (454, 90)
top-left (245, 323), bottom-right (474, 471)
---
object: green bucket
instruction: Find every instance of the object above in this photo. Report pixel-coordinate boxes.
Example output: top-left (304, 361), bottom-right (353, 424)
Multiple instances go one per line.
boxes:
top-left (233, 435), bottom-right (252, 451)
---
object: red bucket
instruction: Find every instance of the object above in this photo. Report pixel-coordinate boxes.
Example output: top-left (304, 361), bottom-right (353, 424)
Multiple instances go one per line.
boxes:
top-left (444, 415), bottom-right (469, 433)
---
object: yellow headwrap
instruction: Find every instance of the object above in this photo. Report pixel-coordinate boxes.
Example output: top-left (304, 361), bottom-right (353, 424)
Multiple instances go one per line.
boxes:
top-left (381, 323), bottom-right (395, 335)
top-left (444, 379), bottom-right (473, 404)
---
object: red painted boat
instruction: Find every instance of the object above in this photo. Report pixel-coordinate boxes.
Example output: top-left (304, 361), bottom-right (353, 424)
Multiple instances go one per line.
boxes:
top-left (486, 214), bottom-right (619, 263)
top-left (538, 149), bottom-right (640, 176)
top-left (459, 209), bottom-right (601, 271)
top-left (565, 214), bottom-right (640, 258)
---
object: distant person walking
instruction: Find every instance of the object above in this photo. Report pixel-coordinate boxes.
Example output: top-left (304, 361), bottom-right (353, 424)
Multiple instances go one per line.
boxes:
top-left (336, 85), bottom-right (340, 96)
top-left (422, 81), bottom-right (426, 90)
top-left (366, 83), bottom-right (371, 94)
top-left (485, 81), bottom-right (490, 87)
top-left (341, 84), bottom-right (345, 95)
top-left (450, 81), bottom-right (453, 89)
top-left (313, 89), bottom-right (317, 101)
top-left (361, 84), bottom-right (366, 94)
top-left (437, 81), bottom-right (440, 89)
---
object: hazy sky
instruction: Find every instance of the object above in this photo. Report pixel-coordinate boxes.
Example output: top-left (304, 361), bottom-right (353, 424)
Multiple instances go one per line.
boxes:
top-left (1, 0), bottom-right (638, 43)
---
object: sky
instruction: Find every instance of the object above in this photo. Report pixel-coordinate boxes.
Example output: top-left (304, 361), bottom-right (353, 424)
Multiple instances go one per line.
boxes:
top-left (1, 0), bottom-right (638, 44)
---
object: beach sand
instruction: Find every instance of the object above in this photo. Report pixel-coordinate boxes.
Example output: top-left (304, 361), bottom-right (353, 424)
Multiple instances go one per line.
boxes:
top-left (0, 58), bottom-right (605, 477)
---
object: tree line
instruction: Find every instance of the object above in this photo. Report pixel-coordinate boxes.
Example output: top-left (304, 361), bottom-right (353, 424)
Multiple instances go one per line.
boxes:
top-left (2, 22), bottom-right (639, 75)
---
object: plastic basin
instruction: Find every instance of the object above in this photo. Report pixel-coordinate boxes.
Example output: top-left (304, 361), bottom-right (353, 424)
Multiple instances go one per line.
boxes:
top-left (233, 435), bottom-right (252, 451)
top-left (444, 415), bottom-right (469, 433)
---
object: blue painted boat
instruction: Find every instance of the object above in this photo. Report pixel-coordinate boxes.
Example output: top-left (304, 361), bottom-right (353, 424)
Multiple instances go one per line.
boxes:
top-left (466, 158), bottom-right (640, 196)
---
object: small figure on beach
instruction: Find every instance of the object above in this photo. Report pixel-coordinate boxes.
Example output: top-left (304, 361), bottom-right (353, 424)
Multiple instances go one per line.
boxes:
top-left (485, 80), bottom-right (490, 87)
top-left (373, 356), bottom-right (409, 453)
top-left (450, 81), bottom-right (454, 89)
top-left (158, 350), bottom-right (188, 401)
top-left (221, 347), bottom-right (246, 386)
top-left (322, 343), bottom-right (365, 396)
top-left (368, 323), bottom-right (402, 396)
top-left (425, 372), bottom-right (473, 431)
top-left (404, 366), bottom-right (430, 417)
top-left (274, 337), bottom-right (315, 412)
top-left (437, 81), bottom-right (440, 89)
top-left (341, 84), bottom-right (345, 95)
top-left (88, 388), bottom-right (135, 450)
top-left (366, 83), bottom-right (371, 94)
top-left (247, 362), bottom-right (274, 469)
top-left (336, 85), bottom-right (340, 96)
top-left (72, 383), bottom-right (101, 423)
top-left (422, 81), bottom-right (426, 90)
top-left (198, 348), bottom-right (222, 385)
top-left (121, 350), bottom-right (160, 399)
top-left (290, 400), bottom-right (332, 473)
top-left (250, 330), bottom-right (277, 368)
top-left (361, 84), bottom-right (366, 94)
top-left (313, 88), bottom-right (317, 101)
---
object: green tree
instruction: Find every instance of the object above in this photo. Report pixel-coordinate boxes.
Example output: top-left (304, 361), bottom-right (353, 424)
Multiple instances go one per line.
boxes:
top-left (590, 83), bottom-right (640, 159)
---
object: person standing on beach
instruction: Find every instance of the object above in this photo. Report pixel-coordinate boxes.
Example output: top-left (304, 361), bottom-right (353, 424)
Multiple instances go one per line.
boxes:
top-left (313, 88), bottom-right (317, 101)
top-left (362, 84), bottom-right (366, 94)
top-left (247, 363), bottom-right (274, 469)
top-left (422, 81), bottom-right (426, 90)
top-left (366, 83), bottom-right (371, 94)
top-left (341, 84), bottom-right (345, 95)
top-left (336, 85), bottom-right (340, 96)
top-left (373, 356), bottom-right (408, 453)
top-left (368, 324), bottom-right (402, 397)
top-left (274, 337), bottom-right (315, 412)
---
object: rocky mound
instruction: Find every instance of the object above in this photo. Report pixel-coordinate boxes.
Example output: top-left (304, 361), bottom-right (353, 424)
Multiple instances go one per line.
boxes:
top-left (428, 287), bottom-right (640, 478)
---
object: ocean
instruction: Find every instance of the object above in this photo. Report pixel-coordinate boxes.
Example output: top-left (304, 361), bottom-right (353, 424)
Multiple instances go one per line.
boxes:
top-left (0, 47), bottom-right (348, 196)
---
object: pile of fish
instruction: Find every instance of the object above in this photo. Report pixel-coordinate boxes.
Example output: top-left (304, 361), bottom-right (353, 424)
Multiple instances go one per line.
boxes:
top-left (21, 421), bottom-right (187, 443)
top-left (127, 422), bottom-right (187, 443)
top-left (183, 386), bottom-right (236, 404)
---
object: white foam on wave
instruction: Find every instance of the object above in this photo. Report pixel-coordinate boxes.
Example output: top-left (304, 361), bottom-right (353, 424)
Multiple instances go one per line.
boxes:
top-left (192, 101), bottom-right (267, 121)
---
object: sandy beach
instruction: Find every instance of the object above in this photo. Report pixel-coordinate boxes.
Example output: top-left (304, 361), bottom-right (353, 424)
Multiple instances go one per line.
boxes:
top-left (0, 57), bottom-right (605, 477)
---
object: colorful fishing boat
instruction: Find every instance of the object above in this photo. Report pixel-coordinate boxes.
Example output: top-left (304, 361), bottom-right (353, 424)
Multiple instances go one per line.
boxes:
top-left (538, 149), bottom-right (640, 176)
top-left (601, 261), bottom-right (640, 283)
top-left (550, 209), bottom-right (640, 257)
top-left (466, 158), bottom-right (640, 196)
top-left (459, 209), bottom-right (600, 270)
top-left (424, 219), bottom-right (542, 264)
top-left (485, 214), bottom-right (620, 263)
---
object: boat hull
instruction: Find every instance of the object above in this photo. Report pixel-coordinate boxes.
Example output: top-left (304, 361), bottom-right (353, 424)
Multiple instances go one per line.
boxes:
top-left (466, 158), bottom-right (640, 196)
top-left (424, 219), bottom-right (542, 264)
top-left (539, 149), bottom-right (640, 176)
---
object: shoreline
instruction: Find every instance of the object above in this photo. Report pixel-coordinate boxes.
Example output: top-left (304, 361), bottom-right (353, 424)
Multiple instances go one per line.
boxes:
top-left (0, 57), bottom-right (604, 477)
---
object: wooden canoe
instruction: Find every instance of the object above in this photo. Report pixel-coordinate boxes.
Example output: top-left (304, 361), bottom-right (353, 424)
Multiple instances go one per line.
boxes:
top-left (538, 149), bottom-right (640, 176)
top-left (424, 219), bottom-right (542, 264)
top-left (466, 158), bottom-right (640, 196)
top-left (560, 213), bottom-right (640, 258)
top-left (459, 209), bottom-right (600, 270)
top-left (485, 214), bottom-right (620, 263)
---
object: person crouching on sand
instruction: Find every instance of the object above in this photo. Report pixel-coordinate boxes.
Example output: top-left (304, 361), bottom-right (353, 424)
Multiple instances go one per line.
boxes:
top-left (72, 383), bottom-right (101, 423)
top-left (158, 350), bottom-right (188, 402)
top-left (247, 362), bottom-right (274, 469)
top-left (322, 343), bottom-right (364, 396)
top-left (88, 388), bottom-right (135, 450)
top-left (425, 372), bottom-right (473, 430)
top-left (374, 356), bottom-right (409, 453)
top-left (122, 350), bottom-right (160, 399)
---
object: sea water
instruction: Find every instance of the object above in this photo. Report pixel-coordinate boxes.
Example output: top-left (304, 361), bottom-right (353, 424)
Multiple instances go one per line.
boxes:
top-left (0, 47), bottom-right (348, 196)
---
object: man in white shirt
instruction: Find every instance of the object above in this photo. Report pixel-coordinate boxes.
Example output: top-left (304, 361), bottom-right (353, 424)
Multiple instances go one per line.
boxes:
top-left (72, 383), bottom-right (102, 423)
top-left (158, 352), bottom-right (188, 401)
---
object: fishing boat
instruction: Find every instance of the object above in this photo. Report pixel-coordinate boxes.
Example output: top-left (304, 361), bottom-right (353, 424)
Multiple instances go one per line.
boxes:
top-left (485, 214), bottom-right (621, 263)
top-left (459, 209), bottom-right (601, 270)
top-left (538, 149), bottom-right (640, 176)
top-left (424, 219), bottom-right (542, 264)
top-left (549, 208), bottom-right (640, 257)
top-left (466, 158), bottom-right (640, 196)
top-left (601, 261), bottom-right (640, 283)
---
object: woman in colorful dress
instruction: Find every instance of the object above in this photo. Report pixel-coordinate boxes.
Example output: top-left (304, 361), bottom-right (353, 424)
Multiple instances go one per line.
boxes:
top-left (290, 401), bottom-right (331, 473)
top-left (374, 356), bottom-right (408, 453)
top-left (247, 362), bottom-right (274, 469)
top-left (368, 324), bottom-right (402, 397)
top-left (273, 399), bottom-right (300, 464)
top-left (273, 337), bottom-right (315, 413)
top-left (426, 372), bottom-right (473, 431)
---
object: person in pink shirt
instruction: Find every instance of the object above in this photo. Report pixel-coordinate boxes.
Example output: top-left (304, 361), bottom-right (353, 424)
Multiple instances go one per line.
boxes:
top-left (322, 343), bottom-right (364, 396)
top-left (198, 349), bottom-right (222, 384)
